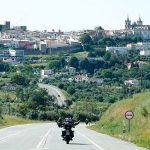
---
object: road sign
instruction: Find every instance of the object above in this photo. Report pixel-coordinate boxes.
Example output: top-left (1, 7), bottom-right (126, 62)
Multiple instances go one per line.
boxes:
top-left (125, 111), bottom-right (134, 132)
top-left (125, 111), bottom-right (134, 120)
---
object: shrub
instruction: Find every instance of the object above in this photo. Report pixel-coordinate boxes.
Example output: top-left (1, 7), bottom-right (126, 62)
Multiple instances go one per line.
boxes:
top-left (67, 86), bottom-right (75, 95)
top-left (141, 107), bottom-right (149, 117)
top-left (58, 83), bottom-right (64, 89)
top-left (38, 111), bottom-right (47, 120)
top-left (27, 110), bottom-right (38, 120)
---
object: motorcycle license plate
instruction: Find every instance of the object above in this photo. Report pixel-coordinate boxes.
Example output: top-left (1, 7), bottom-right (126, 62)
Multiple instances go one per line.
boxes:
top-left (66, 130), bottom-right (70, 135)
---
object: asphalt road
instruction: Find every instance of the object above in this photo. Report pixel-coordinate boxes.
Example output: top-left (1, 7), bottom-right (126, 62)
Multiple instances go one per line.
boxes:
top-left (38, 83), bottom-right (66, 106)
top-left (0, 123), bottom-right (147, 150)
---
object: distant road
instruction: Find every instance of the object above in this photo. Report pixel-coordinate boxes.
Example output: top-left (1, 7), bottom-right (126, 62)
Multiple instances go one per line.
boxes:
top-left (0, 123), bottom-right (147, 150)
top-left (38, 83), bottom-right (66, 106)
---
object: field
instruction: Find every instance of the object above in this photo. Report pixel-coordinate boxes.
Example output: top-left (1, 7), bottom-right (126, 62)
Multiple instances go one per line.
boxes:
top-left (69, 51), bottom-right (88, 58)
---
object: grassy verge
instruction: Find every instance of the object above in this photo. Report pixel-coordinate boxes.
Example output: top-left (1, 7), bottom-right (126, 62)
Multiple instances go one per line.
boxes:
top-left (61, 89), bottom-right (71, 99)
top-left (90, 91), bottom-right (150, 149)
top-left (0, 115), bottom-right (44, 129)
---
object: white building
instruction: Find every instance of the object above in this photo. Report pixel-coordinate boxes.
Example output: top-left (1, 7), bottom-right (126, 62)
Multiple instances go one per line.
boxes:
top-left (124, 79), bottom-right (139, 86)
top-left (140, 50), bottom-right (150, 56)
top-left (68, 39), bottom-right (81, 46)
top-left (88, 78), bottom-right (103, 84)
top-left (68, 67), bottom-right (76, 74)
top-left (107, 42), bottom-right (150, 54)
top-left (0, 49), bottom-right (24, 62)
top-left (41, 69), bottom-right (54, 78)
top-left (127, 42), bottom-right (150, 50)
top-left (69, 75), bottom-right (103, 84)
top-left (106, 46), bottom-right (131, 54)
top-left (71, 75), bottom-right (89, 82)
top-left (141, 31), bottom-right (150, 40)
top-left (39, 41), bottom-right (47, 52)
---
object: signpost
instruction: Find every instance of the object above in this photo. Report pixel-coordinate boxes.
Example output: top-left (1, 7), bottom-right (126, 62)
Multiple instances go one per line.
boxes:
top-left (125, 111), bottom-right (134, 132)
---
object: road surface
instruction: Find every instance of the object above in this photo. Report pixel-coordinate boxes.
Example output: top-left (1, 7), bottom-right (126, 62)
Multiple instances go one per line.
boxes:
top-left (38, 83), bottom-right (66, 106)
top-left (0, 123), bottom-right (147, 150)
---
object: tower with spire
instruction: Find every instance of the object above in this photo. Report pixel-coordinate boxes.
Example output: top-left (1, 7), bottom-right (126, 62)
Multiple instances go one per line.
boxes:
top-left (137, 17), bottom-right (143, 26)
top-left (125, 16), bottom-right (131, 30)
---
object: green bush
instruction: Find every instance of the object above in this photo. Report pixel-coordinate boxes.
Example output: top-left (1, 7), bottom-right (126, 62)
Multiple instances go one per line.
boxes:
top-left (38, 111), bottom-right (47, 120)
top-left (141, 107), bottom-right (149, 117)
top-left (27, 111), bottom-right (38, 120)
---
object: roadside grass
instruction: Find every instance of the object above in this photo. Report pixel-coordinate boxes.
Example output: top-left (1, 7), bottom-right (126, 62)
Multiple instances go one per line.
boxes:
top-left (0, 115), bottom-right (44, 129)
top-left (90, 91), bottom-right (150, 149)
top-left (69, 51), bottom-right (88, 58)
top-left (61, 89), bottom-right (71, 99)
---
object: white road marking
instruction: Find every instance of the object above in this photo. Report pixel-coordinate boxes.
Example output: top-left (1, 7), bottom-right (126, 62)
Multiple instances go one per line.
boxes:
top-left (36, 127), bottom-right (53, 149)
top-left (0, 132), bottom-right (21, 142)
top-left (77, 131), bottom-right (104, 150)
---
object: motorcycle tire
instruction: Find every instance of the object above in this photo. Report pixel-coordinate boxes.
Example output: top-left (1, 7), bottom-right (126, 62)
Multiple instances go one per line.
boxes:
top-left (66, 139), bottom-right (70, 144)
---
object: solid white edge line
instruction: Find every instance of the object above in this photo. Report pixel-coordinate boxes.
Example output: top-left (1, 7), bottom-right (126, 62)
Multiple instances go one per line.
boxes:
top-left (76, 131), bottom-right (104, 150)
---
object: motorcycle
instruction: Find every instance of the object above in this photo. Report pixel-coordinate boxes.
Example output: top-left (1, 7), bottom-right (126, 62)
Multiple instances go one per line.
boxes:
top-left (57, 118), bottom-right (79, 144)
top-left (62, 122), bottom-right (74, 144)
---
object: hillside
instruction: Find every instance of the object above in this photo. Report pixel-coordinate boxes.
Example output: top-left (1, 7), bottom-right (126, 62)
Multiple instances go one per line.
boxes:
top-left (90, 91), bottom-right (150, 149)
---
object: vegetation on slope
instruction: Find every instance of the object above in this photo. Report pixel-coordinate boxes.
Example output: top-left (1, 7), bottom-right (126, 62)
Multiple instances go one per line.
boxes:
top-left (90, 91), bottom-right (150, 149)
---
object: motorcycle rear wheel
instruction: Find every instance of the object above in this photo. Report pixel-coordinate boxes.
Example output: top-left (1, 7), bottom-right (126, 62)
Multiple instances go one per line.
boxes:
top-left (66, 140), bottom-right (70, 144)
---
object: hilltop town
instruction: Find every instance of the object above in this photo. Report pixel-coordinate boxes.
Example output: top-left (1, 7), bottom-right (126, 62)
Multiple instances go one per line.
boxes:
top-left (0, 17), bottom-right (150, 62)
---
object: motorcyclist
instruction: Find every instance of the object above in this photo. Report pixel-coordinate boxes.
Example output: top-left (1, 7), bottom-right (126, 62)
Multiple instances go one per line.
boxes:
top-left (57, 117), bottom-right (80, 128)
top-left (57, 117), bottom-right (80, 140)
top-left (85, 118), bottom-right (89, 125)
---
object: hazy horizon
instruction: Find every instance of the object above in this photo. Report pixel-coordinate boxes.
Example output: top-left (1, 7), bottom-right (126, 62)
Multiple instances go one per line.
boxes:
top-left (0, 0), bottom-right (149, 31)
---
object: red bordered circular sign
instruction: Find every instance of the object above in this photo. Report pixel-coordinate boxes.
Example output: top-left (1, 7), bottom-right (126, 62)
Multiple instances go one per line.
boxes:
top-left (125, 111), bottom-right (134, 120)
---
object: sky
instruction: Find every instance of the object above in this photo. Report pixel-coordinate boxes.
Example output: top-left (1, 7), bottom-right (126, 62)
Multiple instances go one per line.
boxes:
top-left (0, 0), bottom-right (149, 31)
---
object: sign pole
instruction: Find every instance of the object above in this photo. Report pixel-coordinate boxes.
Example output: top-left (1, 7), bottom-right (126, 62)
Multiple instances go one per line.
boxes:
top-left (128, 119), bottom-right (130, 132)
top-left (125, 110), bottom-right (134, 133)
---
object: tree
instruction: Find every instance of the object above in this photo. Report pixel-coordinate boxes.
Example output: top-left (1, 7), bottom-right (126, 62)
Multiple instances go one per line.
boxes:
top-left (104, 52), bottom-right (111, 61)
top-left (28, 89), bottom-right (54, 109)
top-left (11, 74), bottom-right (29, 86)
top-left (69, 57), bottom-right (79, 69)
top-left (58, 83), bottom-right (64, 89)
top-left (79, 58), bottom-right (95, 74)
top-left (47, 60), bottom-right (61, 70)
top-left (95, 48), bottom-right (106, 57)
top-left (132, 36), bottom-right (143, 43)
top-left (101, 69), bottom-right (114, 79)
top-left (80, 58), bottom-right (90, 70)
top-left (0, 62), bottom-right (10, 72)
top-left (67, 86), bottom-right (75, 95)
top-left (60, 58), bottom-right (66, 68)
top-left (79, 34), bottom-right (93, 45)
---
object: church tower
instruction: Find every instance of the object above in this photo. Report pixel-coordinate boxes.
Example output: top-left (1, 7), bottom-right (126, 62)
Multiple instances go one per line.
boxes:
top-left (137, 17), bottom-right (143, 26)
top-left (125, 16), bottom-right (131, 29)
